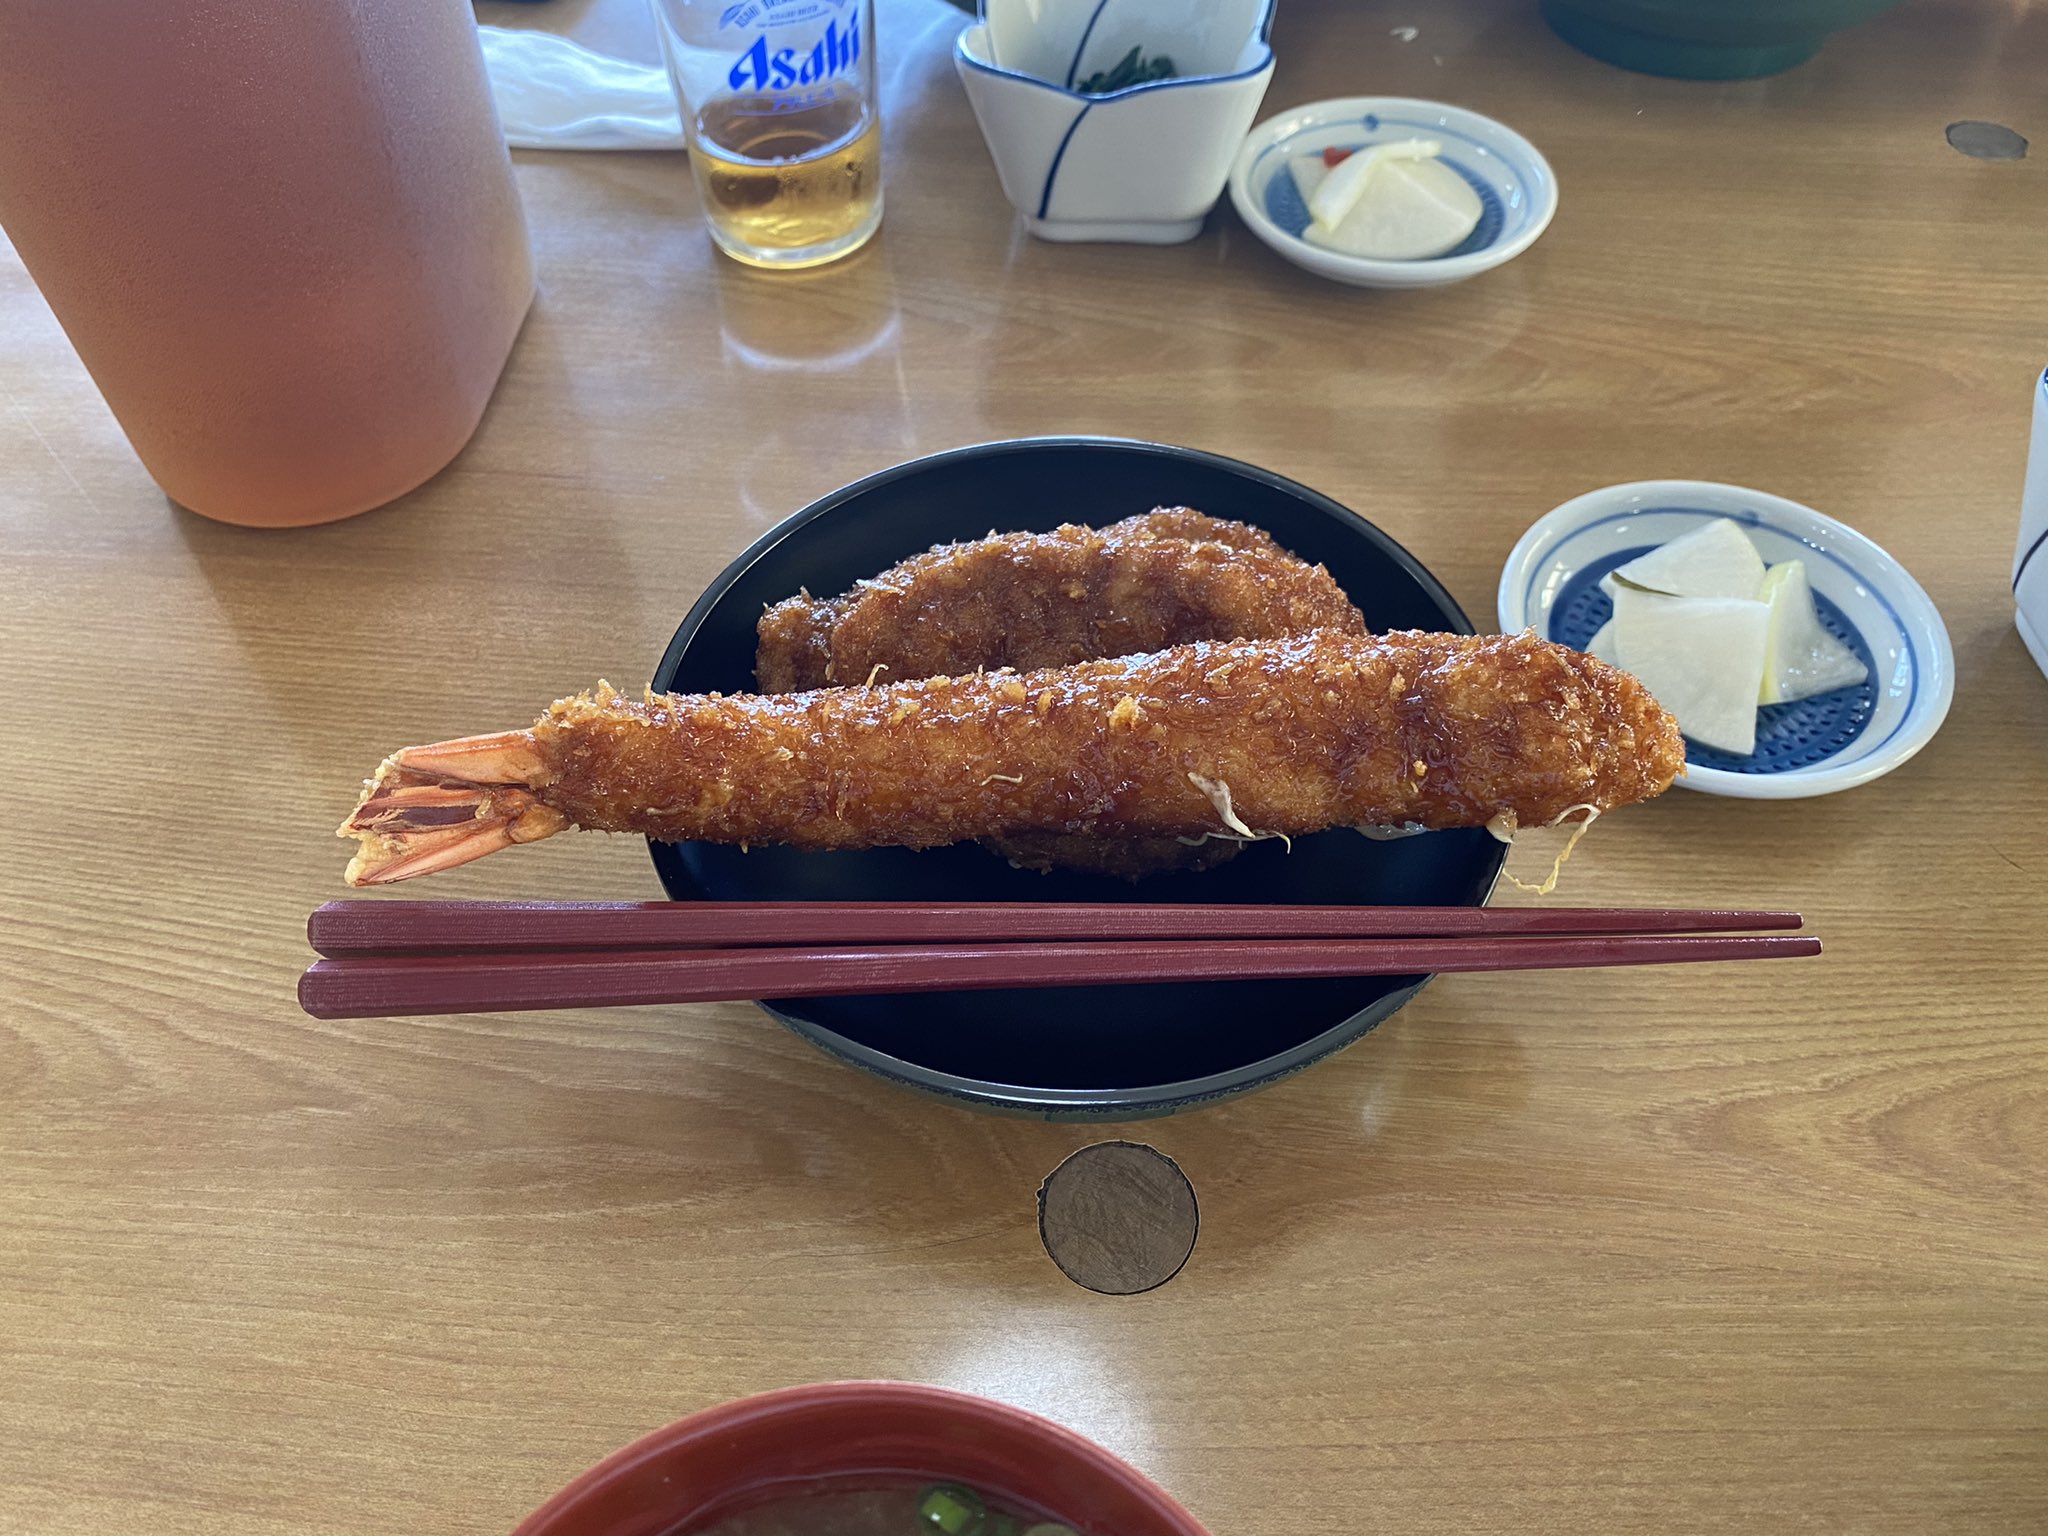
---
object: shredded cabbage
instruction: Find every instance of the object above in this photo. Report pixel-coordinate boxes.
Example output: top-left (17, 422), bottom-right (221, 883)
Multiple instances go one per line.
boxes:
top-left (1497, 804), bottom-right (1602, 896)
top-left (1183, 773), bottom-right (1293, 853)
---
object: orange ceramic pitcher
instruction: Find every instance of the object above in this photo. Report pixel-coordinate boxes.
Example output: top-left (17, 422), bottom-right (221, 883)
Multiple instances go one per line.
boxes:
top-left (0, 0), bottom-right (534, 527)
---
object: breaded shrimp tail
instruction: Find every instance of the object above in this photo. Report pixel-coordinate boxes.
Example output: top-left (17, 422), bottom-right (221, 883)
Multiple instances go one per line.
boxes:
top-left (339, 632), bottom-right (1684, 886)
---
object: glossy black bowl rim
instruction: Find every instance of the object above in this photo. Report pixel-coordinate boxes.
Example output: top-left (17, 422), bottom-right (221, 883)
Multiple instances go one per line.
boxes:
top-left (647, 435), bottom-right (1498, 1119)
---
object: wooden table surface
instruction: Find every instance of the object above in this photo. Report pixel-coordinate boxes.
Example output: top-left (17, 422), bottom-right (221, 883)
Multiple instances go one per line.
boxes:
top-left (6, 0), bottom-right (2046, 1531)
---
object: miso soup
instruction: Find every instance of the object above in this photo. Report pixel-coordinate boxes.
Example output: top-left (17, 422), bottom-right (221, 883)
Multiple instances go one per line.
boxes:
top-left (681, 1477), bottom-right (1080, 1536)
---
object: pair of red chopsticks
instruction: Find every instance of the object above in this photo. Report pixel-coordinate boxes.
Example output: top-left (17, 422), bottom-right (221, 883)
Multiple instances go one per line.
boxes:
top-left (297, 901), bottom-right (1818, 1020)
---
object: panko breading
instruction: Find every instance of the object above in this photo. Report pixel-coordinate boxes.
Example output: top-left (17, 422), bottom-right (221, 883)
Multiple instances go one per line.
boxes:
top-left (754, 509), bottom-right (1365, 691)
top-left (757, 508), bottom-right (1367, 877)
top-left (339, 632), bottom-right (1685, 886)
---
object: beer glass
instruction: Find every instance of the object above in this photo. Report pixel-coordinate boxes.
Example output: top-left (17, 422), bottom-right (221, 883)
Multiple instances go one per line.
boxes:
top-left (650, 0), bottom-right (884, 269)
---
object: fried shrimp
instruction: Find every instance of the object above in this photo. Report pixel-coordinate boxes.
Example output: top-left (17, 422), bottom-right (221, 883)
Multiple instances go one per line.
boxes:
top-left (756, 508), bottom-right (1367, 876)
top-left (753, 509), bottom-right (1365, 692)
top-left (339, 631), bottom-right (1684, 886)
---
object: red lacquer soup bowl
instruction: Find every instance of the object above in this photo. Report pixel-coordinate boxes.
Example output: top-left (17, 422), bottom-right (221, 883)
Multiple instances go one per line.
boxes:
top-left (513, 1382), bottom-right (1210, 1536)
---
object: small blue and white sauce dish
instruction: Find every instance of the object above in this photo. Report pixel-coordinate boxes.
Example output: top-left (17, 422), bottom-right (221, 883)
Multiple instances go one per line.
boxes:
top-left (1498, 481), bottom-right (1954, 800)
top-left (1228, 97), bottom-right (1557, 288)
top-left (955, 0), bottom-right (1276, 244)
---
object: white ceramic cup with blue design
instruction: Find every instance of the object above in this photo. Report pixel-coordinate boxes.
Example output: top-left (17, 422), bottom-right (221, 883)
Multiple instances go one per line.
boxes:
top-left (2014, 367), bottom-right (2048, 681)
top-left (954, 0), bottom-right (1276, 243)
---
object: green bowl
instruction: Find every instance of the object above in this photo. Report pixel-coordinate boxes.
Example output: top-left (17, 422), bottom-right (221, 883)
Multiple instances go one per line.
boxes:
top-left (1540, 0), bottom-right (1909, 79)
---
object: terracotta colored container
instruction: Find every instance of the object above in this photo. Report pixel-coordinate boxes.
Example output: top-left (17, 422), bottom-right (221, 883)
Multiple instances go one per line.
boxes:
top-left (0, 0), bottom-right (533, 527)
top-left (512, 1382), bottom-right (1210, 1536)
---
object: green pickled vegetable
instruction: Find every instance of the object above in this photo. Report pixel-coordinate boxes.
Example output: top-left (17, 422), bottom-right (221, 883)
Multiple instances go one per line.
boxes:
top-left (1076, 46), bottom-right (1176, 94)
top-left (919, 1485), bottom-right (987, 1536)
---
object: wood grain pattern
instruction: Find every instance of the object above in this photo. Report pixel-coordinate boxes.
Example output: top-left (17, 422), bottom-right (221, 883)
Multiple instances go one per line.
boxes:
top-left (4, 0), bottom-right (2047, 1532)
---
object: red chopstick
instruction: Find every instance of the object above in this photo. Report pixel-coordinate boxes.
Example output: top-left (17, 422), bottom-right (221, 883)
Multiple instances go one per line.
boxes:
top-left (298, 932), bottom-right (1820, 1020)
top-left (307, 899), bottom-right (1803, 958)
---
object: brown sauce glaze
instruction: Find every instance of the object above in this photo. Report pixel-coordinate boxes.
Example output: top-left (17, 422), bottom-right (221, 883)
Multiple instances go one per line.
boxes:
top-left (752, 509), bottom-right (1365, 692)
top-left (534, 632), bottom-right (1683, 850)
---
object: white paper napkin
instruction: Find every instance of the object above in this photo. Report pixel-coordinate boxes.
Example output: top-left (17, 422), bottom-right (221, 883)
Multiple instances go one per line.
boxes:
top-left (479, 26), bottom-right (684, 150)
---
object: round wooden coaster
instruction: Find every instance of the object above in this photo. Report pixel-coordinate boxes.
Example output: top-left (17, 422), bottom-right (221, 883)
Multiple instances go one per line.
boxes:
top-left (1037, 1141), bottom-right (1198, 1295)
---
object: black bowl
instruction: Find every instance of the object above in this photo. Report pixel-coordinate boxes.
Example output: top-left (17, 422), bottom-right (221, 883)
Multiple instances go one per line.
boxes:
top-left (649, 438), bottom-right (1504, 1118)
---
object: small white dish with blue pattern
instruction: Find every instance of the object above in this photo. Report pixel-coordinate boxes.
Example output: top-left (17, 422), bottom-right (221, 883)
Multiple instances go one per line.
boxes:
top-left (1228, 97), bottom-right (1556, 288)
top-left (1498, 481), bottom-right (1954, 800)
